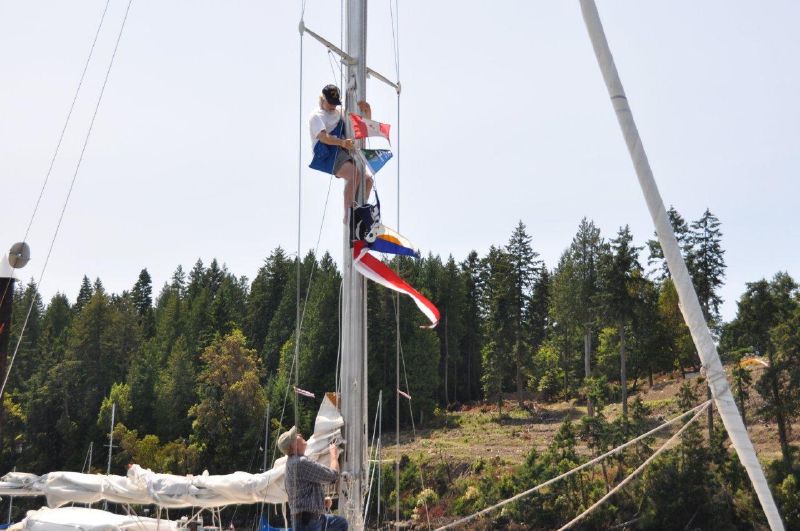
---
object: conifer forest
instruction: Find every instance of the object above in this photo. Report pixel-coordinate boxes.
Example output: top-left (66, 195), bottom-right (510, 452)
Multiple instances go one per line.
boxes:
top-left (3, 207), bottom-right (800, 529)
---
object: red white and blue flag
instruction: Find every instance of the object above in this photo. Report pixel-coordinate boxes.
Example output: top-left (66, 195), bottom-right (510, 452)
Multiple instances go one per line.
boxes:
top-left (369, 224), bottom-right (420, 258)
top-left (352, 241), bottom-right (439, 328)
top-left (350, 113), bottom-right (391, 142)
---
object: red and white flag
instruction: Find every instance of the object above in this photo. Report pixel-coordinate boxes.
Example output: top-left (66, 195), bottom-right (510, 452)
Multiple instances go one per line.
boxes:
top-left (349, 113), bottom-right (391, 142)
top-left (293, 386), bottom-right (315, 398)
top-left (398, 389), bottom-right (412, 400)
top-left (352, 241), bottom-right (440, 328)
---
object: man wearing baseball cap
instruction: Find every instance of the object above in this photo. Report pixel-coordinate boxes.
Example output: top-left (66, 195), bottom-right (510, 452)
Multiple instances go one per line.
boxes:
top-left (278, 426), bottom-right (347, 530)
top-left (308, 84), bottom-right (374, 220)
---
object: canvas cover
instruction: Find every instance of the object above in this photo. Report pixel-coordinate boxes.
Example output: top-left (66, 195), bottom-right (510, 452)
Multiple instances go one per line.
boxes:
top-left (0, 395), bottom-right (343, 509)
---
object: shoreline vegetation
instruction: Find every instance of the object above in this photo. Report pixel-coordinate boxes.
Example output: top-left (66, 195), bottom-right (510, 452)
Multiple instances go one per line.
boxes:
top-left (3, 211), bottom-right (800, 529)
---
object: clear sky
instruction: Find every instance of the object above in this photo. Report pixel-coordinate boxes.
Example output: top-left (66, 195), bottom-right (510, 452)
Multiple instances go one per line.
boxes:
top-left (1, 1), bottom-right (798, 323)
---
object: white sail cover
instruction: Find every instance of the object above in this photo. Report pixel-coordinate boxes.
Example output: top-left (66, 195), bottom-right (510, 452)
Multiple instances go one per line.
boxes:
top-left (0, 395), bottom-right (343, 509)
top-left (10, 507), bottom-right (178, 531)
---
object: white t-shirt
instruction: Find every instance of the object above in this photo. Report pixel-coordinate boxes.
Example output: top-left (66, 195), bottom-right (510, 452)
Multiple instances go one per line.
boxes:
top-left (309, 108), bottom-right (342, 150)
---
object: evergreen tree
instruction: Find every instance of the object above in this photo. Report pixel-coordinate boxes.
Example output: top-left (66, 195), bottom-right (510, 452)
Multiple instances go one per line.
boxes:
top-left (131, 268), bottom-right (155, 338)
top-left (658, 279), bottom-right (697, 375)
top-left (298, 252), bottom-right (341, 397)
top-left (526, 268), bottom-right (550, 369)
top-left (479, 246), bottom-right (515, 406)
top-left (131, 269), bottom-right (153, 315)
top-left (245, 248), bottom-right (292, 368)
top-left (549, 219), bottom-right (607, 412)
top-left (630, 277), bottom-right (670, 387)
top-left (125, 339), bottom-right (161, 433)
top-left (261, 253), bottom-right (314, 375)
top-left (725, 272), bottom-right (798, 467)
top-left (153, 274), bottom-right (186, 357)
top-left (154, 336), bottom-right (197, 440)
top-left (61, 284), bottom-right (140, 450)
top-left (75, 275), bottom-right (93, 313)
top-left (392, 254), bottom-right (442, 422)
top-left (689, 208), bottom-right (726, 326)
top-left (598, 225), bottom-right (642, 417)
top-left (460, 251), bottom-right (484, 401)
top-left (505, 221), bottom-right (542, 406)
top-left (7, 280), bottom-right (44, 391)
top-left (434, 255), bottom-right (468, 405)
top-left (646, 206), bottom-right (691, 280)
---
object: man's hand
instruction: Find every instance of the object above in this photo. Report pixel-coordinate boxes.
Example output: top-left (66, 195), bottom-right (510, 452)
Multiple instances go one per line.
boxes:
top-left (340, 138), bottom-right (355, 150)
top-left (329, 443), bottom-right (340, 473)
top-left (357, 101), bottom-right (372, 119)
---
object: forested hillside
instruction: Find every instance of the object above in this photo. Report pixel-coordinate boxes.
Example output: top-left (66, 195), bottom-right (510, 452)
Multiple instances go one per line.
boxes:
top-left (2, 207), bottom-right (800, 529)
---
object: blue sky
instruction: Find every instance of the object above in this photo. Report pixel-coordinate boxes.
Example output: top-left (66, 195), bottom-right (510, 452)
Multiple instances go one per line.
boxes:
top-left (1, 1), bottom-right (798, 322)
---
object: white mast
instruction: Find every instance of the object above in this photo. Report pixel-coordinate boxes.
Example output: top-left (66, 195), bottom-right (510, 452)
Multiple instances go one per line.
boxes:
top-left (339, 0), bottom-right (368, 528)
top-left (578, 2), bottom-right (784, 529)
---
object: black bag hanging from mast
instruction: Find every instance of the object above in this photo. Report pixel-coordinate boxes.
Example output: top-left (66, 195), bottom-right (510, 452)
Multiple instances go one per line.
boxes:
top-left (349, 190), bottom-right (381, 245)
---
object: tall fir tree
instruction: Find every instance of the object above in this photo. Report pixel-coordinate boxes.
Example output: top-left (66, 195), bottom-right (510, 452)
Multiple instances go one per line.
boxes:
top-left (549, 219), bottom-right (607, 413)
top-left (74, 275), bottom-right (93, 313)
top-left (460, 251), bottom-right (484, 402)
top-left (479, 246), bottom-right (515, 407)
top-left (598, 225), bottom-right (642, 417)
top-left (689, 208), bottom-right (726, 326)
top-left (131, 268), bottom-right (155, 338)
top-left (646, 206), bottom-right (691, 280)
top-left (244, 248), bottom-right (292, 367)
top-left (505, 221), bottom-right (542, 406)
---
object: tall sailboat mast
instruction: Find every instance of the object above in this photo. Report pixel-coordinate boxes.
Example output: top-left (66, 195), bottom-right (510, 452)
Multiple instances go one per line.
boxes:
top-left (339, 0), bottom-right (369, 528)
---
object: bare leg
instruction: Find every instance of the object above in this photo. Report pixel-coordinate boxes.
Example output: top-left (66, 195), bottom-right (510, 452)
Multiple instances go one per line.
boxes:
top-left (335, 162), bottom-right (374, 221)
top-left (336, 162), bottom-right (357, 221)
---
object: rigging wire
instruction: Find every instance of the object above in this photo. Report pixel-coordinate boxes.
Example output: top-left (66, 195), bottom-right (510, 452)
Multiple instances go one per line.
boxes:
top-left (363, 390), bottom-right (383, 522)
top-left (557, 402), bottom-right (710, 530)
top-left (396, 320), bottom-right (431, 531)
top-left (270, 175), bottom-right (335, 466)
top-left (0, 0), bottom-right (112, 314)
top-left (434, 400), bottom-right (713, 530)
top-left (0, 0), bottom-right (136, 403)
top-left (388, 1), bottom-right (403, 527)
top-left (293, 0), bottom-right (304, 441)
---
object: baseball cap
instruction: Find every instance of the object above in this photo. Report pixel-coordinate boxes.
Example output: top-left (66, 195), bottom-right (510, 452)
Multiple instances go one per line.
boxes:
top-left (322, 84), bottom-right (342, 106)
top-left (277, 426), bottom-right (298, 455)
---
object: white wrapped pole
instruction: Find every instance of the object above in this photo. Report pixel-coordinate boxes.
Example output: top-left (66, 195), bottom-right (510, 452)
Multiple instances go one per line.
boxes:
top-left (578, 1), bottom-right (784, 529)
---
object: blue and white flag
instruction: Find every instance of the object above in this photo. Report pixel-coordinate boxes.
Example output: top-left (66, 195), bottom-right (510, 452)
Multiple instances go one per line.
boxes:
top-left (361, 149), bottom-right (393, 174)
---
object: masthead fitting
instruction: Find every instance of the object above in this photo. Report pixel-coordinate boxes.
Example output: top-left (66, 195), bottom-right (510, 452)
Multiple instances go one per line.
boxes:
top-left (8, 242), bottom-right (31, 269)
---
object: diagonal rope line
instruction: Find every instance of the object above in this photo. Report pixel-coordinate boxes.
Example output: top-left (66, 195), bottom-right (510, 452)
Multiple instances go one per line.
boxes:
top-left (558, 401), bottom-right (710, 530)
top-left (0, 0), bottom-right (135, 403)
top-left (21, 0), bottom-right (112, 245)
top-left (435, 399), bottom-right (712, 530)
top-left (0, 0), bottom-right (112, 314)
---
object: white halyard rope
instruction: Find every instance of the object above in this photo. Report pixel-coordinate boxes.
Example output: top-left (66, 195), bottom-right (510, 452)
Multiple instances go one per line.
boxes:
top-left (557, 401), bottom-right (710, 530)
top-left (435, 400), bottom-right (712, 530)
